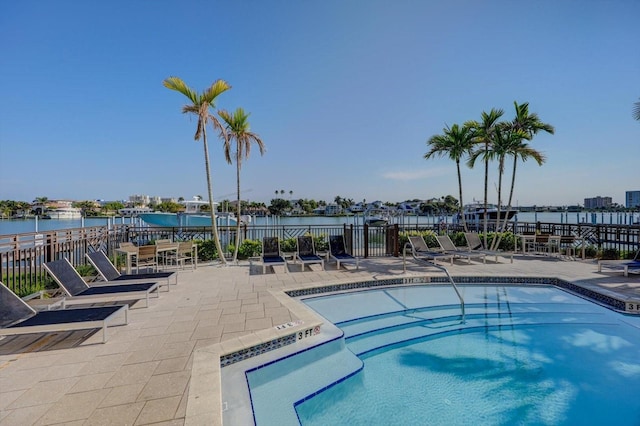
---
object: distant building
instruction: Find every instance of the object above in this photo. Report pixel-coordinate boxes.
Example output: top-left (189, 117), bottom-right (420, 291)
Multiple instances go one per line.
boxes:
top-left (129, 194), bottom-right (150, 205)
top-left (324, 204), bottom-right (342, 215)
top-left (626, 190), bottom-right (640, 208)
top-left (584, 196), bottom-right (612, 209)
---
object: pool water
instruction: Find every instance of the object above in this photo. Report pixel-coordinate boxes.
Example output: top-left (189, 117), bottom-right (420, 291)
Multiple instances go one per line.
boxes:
top-left (247, 285), bottom-right (640, 425)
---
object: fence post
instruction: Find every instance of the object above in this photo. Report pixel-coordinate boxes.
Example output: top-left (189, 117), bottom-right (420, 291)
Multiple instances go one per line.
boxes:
top-left (363, 224), bottom-right (369, 258)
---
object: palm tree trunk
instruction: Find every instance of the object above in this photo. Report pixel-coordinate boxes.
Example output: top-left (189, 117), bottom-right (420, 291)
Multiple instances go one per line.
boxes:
top-left (456, 160), bottom-right (468, 232)
top-left (482, 145), bottom-right (489, 248)
top-left (233, 150), bottom-right (241, 262)
top-left (490, 157), bottom-right (505, 251)
top-left (202, 128), bottom-right (227, 265)
top-left (493, 156), bottom-right (519, 251)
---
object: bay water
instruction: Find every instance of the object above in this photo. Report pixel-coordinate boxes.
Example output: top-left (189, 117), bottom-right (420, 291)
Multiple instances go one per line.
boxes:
top-left (1, 211), bottom-right (638, 237)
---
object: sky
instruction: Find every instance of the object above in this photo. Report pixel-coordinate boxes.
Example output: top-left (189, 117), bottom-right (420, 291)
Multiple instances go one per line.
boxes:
top-left (1, 0), bottom-right (639, 207)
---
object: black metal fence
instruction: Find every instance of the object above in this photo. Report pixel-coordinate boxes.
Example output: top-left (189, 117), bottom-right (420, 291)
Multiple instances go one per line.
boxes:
top-left (2, 221), bottom-right (638, 296)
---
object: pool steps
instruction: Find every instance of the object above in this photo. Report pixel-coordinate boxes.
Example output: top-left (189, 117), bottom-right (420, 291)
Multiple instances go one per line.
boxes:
top-left (248, 336), bottom-right (362, 425)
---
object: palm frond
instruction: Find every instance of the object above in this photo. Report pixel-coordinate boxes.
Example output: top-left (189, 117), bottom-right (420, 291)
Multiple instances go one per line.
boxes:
top-left (203, 80), bottom-right (231, 104)
top-left (633, 98), bottom-right (640, 121)
top-left (163, 77), bottom-right (198, 104)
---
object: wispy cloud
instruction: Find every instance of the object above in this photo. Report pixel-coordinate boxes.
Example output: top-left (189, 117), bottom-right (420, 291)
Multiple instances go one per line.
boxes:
top-left (382, 168), bottom-right (448, 181)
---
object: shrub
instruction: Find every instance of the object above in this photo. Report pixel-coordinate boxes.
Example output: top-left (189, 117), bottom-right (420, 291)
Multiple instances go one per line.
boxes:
top-left (196, 239), bottom-right (219, 261)
top-left (313, 234), bottom-right (329, 252)
top-left (600, 248), bottom-right (620, 260)
top-left (399, 230), bottom-right (438, 250)
top-left (228, 239), bottom-right (262, 259)
top-left (280, 237), bottom-right (297, 253)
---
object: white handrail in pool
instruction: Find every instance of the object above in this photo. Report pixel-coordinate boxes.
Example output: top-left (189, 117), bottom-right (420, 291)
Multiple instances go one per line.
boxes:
top-left (403, 243), bottom-right (466, 322)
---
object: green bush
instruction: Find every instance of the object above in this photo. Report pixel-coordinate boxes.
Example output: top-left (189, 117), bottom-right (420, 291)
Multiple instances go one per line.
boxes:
top-left (313, 234), bottom-right (329, 252)
top-left (600, 248), bottom-right (619, 260)
top-left (280, 237), bottom-right (297, 253)
top-left (228, 239), bottom-right (262, 259)
top-left (196, 239), bottom-right (219, 261)
top-left (399, 230), bottom-right (438, 250)
top-left (76, 264), bottom-right (97, 277)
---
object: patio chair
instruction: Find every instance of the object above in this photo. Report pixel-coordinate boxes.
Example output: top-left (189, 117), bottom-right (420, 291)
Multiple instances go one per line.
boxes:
top-left (597, 249), bottom-right (640, 277)
top-left (134, 244), bottom-right (158, 273)
top-left (174, 241), bottom-right (197, 270)
top-left (329, 235), bottom-right (359, 270)
top-left (295, 235), bottom-right (324, 271)
top-left (86, 250), bottom-right (177, 290)
top-left (406, 236), bottom-right (454, 265)
top-left (464, 232), bottom-right (514, 263)
top-left (44, 258), bottom-right (160, 308)
top-left (435, 235), bottom-right (486, 264)
top-left (260, 237), bottom-right (288, 274)
top-left (0, 281), bottom-right (128, 343)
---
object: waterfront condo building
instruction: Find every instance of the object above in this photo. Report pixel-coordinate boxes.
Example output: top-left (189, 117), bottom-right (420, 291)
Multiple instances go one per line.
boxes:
top-left (584, 196), bottom-right (612, 209)
top-left (626, 190), bottom-right (640, 208)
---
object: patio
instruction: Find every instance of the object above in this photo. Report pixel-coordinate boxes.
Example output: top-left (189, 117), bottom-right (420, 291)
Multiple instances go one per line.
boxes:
top-left (1, 255), bottom-right (639, 425)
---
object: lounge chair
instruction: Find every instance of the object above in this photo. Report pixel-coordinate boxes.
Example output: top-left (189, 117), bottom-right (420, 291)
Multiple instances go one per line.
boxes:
top-left (598, 249), bottom-right (640, 277)
top-left (0, 281), bottom-right (128, 343)
top-left (329, 235), bottom-right (359, 270)
top-left (44, 259), bottom-right (160, 308)
top-left (260, 237), bottom-right (288, 274)
top-left (435, 235), bottom-right (487, 264)
top-left (86, 250), bottom-right (177, 290)
top-left (295, 235), bottom-right (324, 271)
top-left (406, 236), bottom-right (454, 265)
top-left (464, 232), bottom-right (514, 263)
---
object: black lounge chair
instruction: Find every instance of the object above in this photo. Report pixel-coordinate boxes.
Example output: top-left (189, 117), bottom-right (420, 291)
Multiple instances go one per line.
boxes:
top-left (261, 237), bottom-right (288, 274)
top-left (44, 259), bottom-right (160, 308)
top-left (86, 250), bottom-right (177, 291)
top-left (0, 281), bottom-right (128, 343)
top-left (295, 235), bottom-right (324, 271)
top-left (329, 235), bottom-right (359, 269)
top-left (407, 236), bottom-right (454, 265)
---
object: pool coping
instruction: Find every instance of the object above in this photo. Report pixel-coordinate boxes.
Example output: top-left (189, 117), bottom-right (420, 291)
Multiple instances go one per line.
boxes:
top-left (184, 273), bottom-right (640, 425)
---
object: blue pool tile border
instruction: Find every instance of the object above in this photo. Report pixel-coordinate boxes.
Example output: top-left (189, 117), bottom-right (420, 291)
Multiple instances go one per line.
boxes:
top-left (220, 275), bottom-right (628, 368)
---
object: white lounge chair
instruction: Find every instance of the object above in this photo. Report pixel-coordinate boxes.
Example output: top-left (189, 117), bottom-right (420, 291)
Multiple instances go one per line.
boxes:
top-left (406, 236), bottom-right (454, 265)
top-left (463, 232), bottom-right (514, 263)
top-left (435, 235), bottom-right (487, 264)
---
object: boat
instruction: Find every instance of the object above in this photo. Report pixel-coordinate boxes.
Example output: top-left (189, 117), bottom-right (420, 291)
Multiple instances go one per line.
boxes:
top-left (138, 198), bottom-right (238, 228)
top-left (363, 206), bottom-right (389, 227)
top-left (47, 207), bottom-right (82, 219)
top-left (456, 203), bottom-right (517, 226)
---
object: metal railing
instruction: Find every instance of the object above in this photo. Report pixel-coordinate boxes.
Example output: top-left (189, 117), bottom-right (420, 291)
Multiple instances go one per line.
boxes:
top-left (2, 220), bottom-right (638, 297)
top-left (402, 243), bottom-right (465, 322)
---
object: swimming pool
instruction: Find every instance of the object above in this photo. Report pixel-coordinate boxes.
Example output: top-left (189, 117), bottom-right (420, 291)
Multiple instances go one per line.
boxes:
top-left (228, 283), bottom-right (640, 425)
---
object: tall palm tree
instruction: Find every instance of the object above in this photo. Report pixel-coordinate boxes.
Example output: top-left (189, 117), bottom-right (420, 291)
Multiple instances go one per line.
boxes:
top-left (474, 124), bottom-right (529, 250)
top-left (634, 98), bottom-right (640, 121)
top-left (425, 123), bottom-right (475, 232)
top-left (493, 101), bottom-right (553, 247)
top-left (465, 108), bottom-right (504, 248)
top-left (163, 76), bottom-right (231, 265)
top-left (219, 108), bottom-right (266, 262)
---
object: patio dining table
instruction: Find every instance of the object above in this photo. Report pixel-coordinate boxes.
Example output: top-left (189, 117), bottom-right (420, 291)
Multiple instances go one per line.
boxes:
top-left (115, 246), bottom-right (139, 275)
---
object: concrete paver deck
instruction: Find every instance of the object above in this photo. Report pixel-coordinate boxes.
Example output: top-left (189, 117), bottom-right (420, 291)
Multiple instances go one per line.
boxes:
top-left (1, 255), bottom-right (639, 425)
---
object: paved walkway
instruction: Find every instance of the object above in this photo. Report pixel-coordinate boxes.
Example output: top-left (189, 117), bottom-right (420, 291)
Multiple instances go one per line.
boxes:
top-left (1, 255), bottom-right (639, 425)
